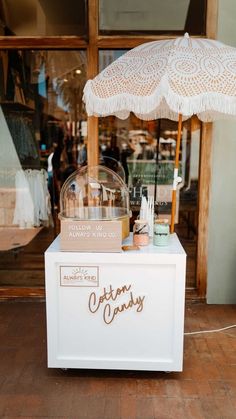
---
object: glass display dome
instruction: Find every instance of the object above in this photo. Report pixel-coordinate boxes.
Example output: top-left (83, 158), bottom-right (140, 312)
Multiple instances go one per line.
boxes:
top-left (59, 165), bottom-right (130, 239)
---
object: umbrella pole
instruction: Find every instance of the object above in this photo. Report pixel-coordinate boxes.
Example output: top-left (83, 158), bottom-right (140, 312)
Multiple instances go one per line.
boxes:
top-left (170, 113), bottom-right (182, 234)
top-left (154, 120), bottom-right (161, 206)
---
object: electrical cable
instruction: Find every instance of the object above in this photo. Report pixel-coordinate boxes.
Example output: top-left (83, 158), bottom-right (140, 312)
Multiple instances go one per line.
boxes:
top-left (184, 324), bottom-right (236, 336)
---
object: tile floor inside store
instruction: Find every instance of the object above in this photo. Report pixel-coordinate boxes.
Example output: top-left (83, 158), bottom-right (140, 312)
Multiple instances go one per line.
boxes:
top-left (0, 301), bottom-right (235, 418)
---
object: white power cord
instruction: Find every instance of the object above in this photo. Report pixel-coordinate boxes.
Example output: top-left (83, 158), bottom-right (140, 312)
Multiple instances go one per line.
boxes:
top-left (184, 324), bottom-right (236, 336)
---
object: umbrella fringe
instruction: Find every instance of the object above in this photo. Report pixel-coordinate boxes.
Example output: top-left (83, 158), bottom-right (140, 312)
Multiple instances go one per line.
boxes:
top-left (83, 79), bottom-right (236, 122)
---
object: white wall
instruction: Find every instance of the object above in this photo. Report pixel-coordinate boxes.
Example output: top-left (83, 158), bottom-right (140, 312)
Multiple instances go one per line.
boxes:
top-left (207, 0), bottom-right (236, 303)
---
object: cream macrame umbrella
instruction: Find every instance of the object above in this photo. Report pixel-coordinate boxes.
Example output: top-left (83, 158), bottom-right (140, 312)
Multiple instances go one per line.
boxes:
top-left (83, 33), bottom-right (236, 233)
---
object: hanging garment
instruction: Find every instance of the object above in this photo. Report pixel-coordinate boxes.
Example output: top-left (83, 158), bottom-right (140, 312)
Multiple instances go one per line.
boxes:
top-left (13, 169), bottom-right (51, 228)
top-left (13, 170), bottom-right (34, 228)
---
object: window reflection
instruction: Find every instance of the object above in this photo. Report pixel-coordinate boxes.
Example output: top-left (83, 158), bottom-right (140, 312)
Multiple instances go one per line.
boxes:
top-left (0, 0), bottom-right (87, 36)
top-left (99, 0), bottom-right (206, 35)
top-left (98, 115), bottom-right (187, 220)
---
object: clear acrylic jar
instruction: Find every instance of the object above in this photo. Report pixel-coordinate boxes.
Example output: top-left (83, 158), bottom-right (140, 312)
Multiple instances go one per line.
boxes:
top-left (59, 165), bottom-right (130, 239)
top-left (153, 219), bottom-right (170, 246)
top-left (133, 219), bottom-right (149, 246)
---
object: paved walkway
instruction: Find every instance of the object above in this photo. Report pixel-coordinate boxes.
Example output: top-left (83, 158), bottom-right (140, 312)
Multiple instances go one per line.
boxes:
top-left (0, 301), bottom-right (235, 418)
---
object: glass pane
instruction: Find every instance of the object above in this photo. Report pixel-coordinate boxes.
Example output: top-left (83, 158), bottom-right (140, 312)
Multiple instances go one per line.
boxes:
top-left (0, 49), bottom-right (87, 286)
top-left (99, 50), bottom-right (128, 72)
top-left (99, 50), bottom-right (199, 289)
top-left (0, 0), bottom-right (87, 36)
top-left (99, 0), bottom-right (206, 35)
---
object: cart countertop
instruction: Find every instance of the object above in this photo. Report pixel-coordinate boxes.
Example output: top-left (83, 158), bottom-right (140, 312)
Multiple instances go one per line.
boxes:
top-left (45, 233), bottom-right (186, 262)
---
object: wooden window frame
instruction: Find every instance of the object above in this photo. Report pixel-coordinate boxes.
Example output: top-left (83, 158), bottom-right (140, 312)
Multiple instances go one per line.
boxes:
top-left (0, 0), bottom-right (218, 299)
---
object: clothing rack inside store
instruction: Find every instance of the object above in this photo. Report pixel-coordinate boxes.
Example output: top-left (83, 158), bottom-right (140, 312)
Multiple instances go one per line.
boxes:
top-left (0, 167), bottom-right (45, 183)
top-left (21, 164), bottom-right (43, 169)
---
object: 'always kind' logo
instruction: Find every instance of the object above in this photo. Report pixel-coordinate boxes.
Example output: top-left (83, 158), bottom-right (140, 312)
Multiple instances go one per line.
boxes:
top-left (88, 284), bottom-right (145, 324)
top-left (60, 266), bottom-right (99, 287)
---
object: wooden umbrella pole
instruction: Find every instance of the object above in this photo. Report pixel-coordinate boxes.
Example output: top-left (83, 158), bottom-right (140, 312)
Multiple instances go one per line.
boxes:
top-left (170, 113), bottom-right (183, 234)
top-left (154, 120), bottom-right (161, 205)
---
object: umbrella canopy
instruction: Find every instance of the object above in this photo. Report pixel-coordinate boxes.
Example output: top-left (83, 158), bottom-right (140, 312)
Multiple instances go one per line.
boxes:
top-left (83, 33), bottom-right (236, 233)
top-left (84, 33), bottom-right (236, 122)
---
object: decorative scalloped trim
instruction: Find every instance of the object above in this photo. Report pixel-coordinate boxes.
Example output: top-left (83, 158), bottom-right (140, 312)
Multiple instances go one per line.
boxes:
top-left (83, 78), bottom-right (236, 122)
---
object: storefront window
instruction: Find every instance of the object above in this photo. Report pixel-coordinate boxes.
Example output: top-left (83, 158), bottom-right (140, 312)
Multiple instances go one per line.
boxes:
top-left (99, 0), bottom-right (207, 35)
top-left (0, 49), bottom-right (87, 285)
top-left (0, 0), bottom-right (87, 36)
